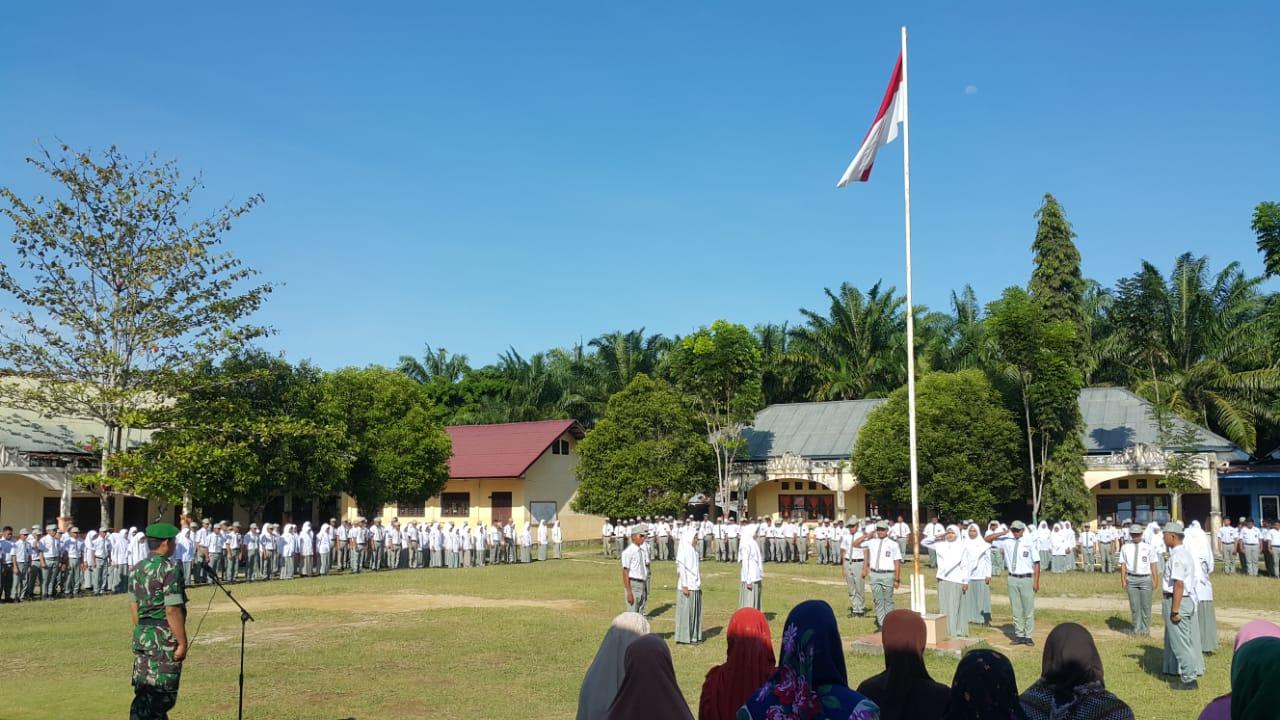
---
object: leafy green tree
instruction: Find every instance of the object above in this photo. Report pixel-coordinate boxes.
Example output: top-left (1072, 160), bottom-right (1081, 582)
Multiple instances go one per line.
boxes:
top-left (987, 287), bottom-right (1083, 522)
top-left (755, 322), bottom-right (807, 404)
top-left (0, 145), bottom-right (272, 522)
top-left (319, 366), bottom-right (452, 518)
top-left (588, 329), bottom-right (672, 395)
top-left (853, 370), bottom-right (1023, 522)
top-left (788, 281), bottom-right (906, 400)
top-left (109, 350), bottom-right (348, 519)
top-left (1110, 253), bottom-right (1278, 453)
top-left (1253, 201), bottom-right (1280, 277)
top-left (668, 320), bottom-right (763, 519)
top-left (572, 374), bottom-right (716, 518)
top-left (920, 286), bottom-right (992, 373)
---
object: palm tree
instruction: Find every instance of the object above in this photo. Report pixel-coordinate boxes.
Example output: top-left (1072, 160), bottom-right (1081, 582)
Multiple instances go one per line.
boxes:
top-left (920, 285), bottom-right (992, 373)
top-left (788, 281), bottom-right (906, 400)
top-left (754, 322), bottom-right (804, 404)
top-left (587, 329), bottom-right (672, 394)
top-left (1110, 253), bottom-right (1280, 453)
top-left (397, 344), bottom-right (470, 384)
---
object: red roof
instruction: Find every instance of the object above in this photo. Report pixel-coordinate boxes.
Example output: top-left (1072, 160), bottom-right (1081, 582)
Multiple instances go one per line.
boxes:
top-left (445, 419), bottom-right (584, 479)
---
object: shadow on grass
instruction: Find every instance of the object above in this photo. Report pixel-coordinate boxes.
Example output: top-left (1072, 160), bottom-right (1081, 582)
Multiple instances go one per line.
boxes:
top-left (1105, 616), bottom-right (1134, 634)
top-left (649, 603), bottom-right (673, 618)
top-left (1128, 643), bottom-right (1169, 681)
top-left (704, 625), bottom-right (723, 641)
top-left (995, 623), bottom-right (1018, 642)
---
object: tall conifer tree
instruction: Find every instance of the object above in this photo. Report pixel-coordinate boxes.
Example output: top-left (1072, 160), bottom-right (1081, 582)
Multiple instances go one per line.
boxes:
top-left (1028, 194), bottom-right (1090, 524)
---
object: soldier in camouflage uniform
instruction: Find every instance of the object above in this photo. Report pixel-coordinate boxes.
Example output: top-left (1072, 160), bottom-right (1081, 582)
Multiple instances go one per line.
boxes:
top-left (129, 523), bottom-right (188, 720)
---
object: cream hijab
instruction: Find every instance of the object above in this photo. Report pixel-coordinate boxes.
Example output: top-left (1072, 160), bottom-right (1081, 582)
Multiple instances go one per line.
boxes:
top-left (577, 612), bottom-right (651, 720)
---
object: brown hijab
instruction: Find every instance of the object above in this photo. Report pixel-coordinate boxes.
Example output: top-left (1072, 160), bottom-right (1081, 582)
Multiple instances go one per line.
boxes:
top-left (605, 634), bottom-right (693, 720)
top-left (857, 609), bottom-right (950, 720)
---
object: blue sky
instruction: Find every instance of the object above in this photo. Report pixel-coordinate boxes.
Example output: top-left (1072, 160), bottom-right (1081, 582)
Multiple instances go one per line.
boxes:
top-left (2, 2), bottom-right (1277, 370)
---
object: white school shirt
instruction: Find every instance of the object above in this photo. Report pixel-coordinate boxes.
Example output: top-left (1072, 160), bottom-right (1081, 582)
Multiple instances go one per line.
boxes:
top-left (176, 530), bottom-right (195, 562)
top-left (1050, 531), bottom-right (1071, 556)
top-left (602, 522), bottom-right (613, 538)
top-left (866, 536), bottom-right (902, 572)
top-left (0, 538), bottom-right (12, 564)
top-left (621, 543), bottom-right (648, 581)
top-left (474, 526), bottom-right (487, 548)
top-left (244, 531), bottom-right (260, 552)
top-left (551, 525), bottom-right (562, 543)
top-left (676, 543), bottom-right (701, 591)
top-left (537, 524), bottom-right (548, 544)
top-left (1120, 540), bottom-right (1155, 575)
top-left (1003, 535), bottom-right (1039, 575)
top-left (1216, 526), bottom-right (1237, 546)
top-left (349, 527), bottom-right (367, 546)
top-left (1163, 544), bottom-right (1198, 604)
top-left (1078, 530), bottom-right (1096, 549)
top-left (384, 528), bottom-right (399, 547)
top-left (63, 537), bottom-right (84, 560)
top-left (316, 528), bottom-right (332, 553)
top-left (336, 525), bottom-right (349, 543)
top-left (966, 541), bottom-right (991, 580)
top-left (1240, 527), bottom-right (1262, 544)
top-left (93, 535), bottom-right (110, 560)
top-left (13, 538), bottom-right (31, 563)
top-left (726, 524), bottom-right (739, 539)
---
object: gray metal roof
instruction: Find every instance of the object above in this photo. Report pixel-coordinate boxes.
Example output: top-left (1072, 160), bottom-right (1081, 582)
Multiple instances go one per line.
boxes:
top-left (0, 405), bottom-right (149, 455)
top-left (740, 387), bottom-right (1242, 462)
top-left (741, 399), bottom-right (886, 461)
top-left (1078, 386), bottom-right (1238, 454)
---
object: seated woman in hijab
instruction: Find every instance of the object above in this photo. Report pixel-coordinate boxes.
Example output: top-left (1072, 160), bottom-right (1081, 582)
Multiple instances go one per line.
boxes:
top-left (942, 649), bottom-right (1026, 720)
top-left (699, 607), bottom-right (776, 720)
top-left (605, 634), bottom-right (693, 720)
top-left (857, 609), bottom-right (950, 720)
top-left (739, 599), bottom-right (880, 720)
top-left (1018, 623), bottom-right (1132, 720)
top-left (1221, 635), bottom-right (1280, 720)
top-left (1198, 620), bottom-right (1280, 720)
top-left (577, 612), bottom-right (651, 720)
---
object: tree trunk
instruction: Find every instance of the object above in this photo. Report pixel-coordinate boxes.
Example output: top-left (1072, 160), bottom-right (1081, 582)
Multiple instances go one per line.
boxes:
top-left (1022, 388), bottom-right (1038, 521)
top-left (60, 468), bottom-right (73, 520)
top-left (182, 490), bottom-right (194, 519)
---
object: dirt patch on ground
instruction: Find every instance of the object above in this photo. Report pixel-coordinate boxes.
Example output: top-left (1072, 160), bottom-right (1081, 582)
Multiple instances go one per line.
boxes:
top-left (209, 592), bottom-right (584, 614)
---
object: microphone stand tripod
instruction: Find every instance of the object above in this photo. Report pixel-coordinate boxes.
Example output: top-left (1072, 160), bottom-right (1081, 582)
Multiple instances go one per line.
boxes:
top-left (201, 561), bottom-right (255, 720)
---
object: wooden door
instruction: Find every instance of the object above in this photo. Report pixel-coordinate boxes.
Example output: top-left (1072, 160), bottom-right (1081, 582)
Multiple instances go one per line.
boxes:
top-left (491, 492), bottom-right (512, 525)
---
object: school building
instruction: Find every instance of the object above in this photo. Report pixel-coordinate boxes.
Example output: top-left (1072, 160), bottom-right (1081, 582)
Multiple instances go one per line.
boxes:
top-left (349, 418), bottom-right (605, 542)
top-left (729, 387), bottom-right (1250, 529)
top-left (0, 404), bottom-right (161, 532)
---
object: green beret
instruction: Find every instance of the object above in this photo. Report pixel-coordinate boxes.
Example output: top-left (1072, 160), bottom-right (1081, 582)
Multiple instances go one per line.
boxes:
top-left (144, 523), bottom-right (180, 540)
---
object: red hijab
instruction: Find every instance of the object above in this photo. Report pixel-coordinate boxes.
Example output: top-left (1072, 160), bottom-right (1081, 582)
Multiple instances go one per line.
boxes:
top-left (699, 607), bottom-right (777, 720)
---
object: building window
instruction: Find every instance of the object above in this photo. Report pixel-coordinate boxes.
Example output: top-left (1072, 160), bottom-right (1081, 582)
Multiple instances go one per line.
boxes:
top-left (397, 501), bottom-right (426, 517)
top-left (550, 439), bottom-right (571, 455)
top-left (808, 482), bottom-right (818, 491)
top-left (781, 482), bottom-right (790, 491)
top-left (1096, 494), bottom-right (1171, 525)
top-left (1136, 479), bottom-right (1147, 489)
top-left (441, 493), bottom-right (470, 517)
top-left (1118, 479), bottom-right (1129, 490)
top-left (530, 501), bottom-right (557, 523)
top-left (779, 494), bottom-right (834, 521)
top-left (1100, 481), bottom-right (1111, 489)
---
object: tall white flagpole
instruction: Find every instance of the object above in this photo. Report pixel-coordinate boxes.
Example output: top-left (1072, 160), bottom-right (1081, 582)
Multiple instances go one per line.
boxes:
top-left (899, 25), bottom-right (925, 615)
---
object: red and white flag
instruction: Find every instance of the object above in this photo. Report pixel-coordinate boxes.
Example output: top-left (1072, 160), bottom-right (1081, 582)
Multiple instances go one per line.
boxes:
top-left (836, 53), bottom-right (904, 187)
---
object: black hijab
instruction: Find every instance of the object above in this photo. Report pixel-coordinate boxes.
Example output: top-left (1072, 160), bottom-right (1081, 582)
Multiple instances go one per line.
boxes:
top-left (941, 650), bottom-right (1027, 720)
top-left (1039, 623), bottom-right (1104, 704)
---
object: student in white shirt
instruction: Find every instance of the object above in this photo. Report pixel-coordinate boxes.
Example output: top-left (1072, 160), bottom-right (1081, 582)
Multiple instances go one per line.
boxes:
top-left (922, 516), bottom-right (943, 568)
top-left (551, 520), bottom-right (563, 560)
top-left (674, 527), bottom-right (702, 644)
top-left (988, 520), bottom-right (1039, 645)
top-left (738, 523), bottom-right (763, 610)
top-left (620, 523), bottom-right (650, 615)
top-left (963, 523), bottom-right (992, 626)
top-left (1237, 518), bottom-right (1262, 576)
top-left (934, 525), bottom-right (971, 639)
top-left (1161, 521), bottom-right (1203, 688)
top-left (855, 520), bottom-right (902, 629)
top-left (537, 520), bottom-right (548, 562)
top-left (1214, 518), bottom-right (1237, 574)
top-left (1119, 524), bottom-right (1157, 636)
top-left (1185, 520), bottom-right (1217, 654)
top-left (316, 522), bottom-right (333, 575)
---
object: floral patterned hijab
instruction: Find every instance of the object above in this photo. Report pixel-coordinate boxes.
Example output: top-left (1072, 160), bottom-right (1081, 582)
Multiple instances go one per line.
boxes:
top-left (738, 600), bottom-right (880, 720)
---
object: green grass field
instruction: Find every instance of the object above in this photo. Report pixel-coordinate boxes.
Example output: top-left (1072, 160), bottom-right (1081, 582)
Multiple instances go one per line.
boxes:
top-left (5, 548), bottom-right (1276, 720)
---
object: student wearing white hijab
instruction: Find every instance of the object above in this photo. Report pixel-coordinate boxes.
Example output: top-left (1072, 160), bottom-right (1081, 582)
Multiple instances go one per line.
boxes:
top-left (1050, 523), bottom-right (1071, 573)
top-left (552, 520), bottom-right (563, 560)
top-left (934, 525), bottom-right (971, 639)
top-left (299, 521), bottom-right (315, 576)
top-left (537, 519), bottom-right (549, 562)
top-left (280, 524), bottom-right (297, 579)
top-left (1185, 520), bottom-right (1218, 653)
top-left (520, 521), bottom-right (533, 564)
top-left (575, 611), bottom-right (651, 720)
top-left (738, 523), bottom-right (763, 610)
top-left (1036, 521), bottom-right (1052, 568)
top-left (675, 527), bottom-right (703, 644)
top-left (963, 523), bottom-right (992, 626)
top-left (317, 522), bottom-right (333, 575)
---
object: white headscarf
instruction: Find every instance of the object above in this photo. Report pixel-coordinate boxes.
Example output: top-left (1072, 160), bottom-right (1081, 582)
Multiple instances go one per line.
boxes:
top-left (576, 612), bottom-right (651, 720)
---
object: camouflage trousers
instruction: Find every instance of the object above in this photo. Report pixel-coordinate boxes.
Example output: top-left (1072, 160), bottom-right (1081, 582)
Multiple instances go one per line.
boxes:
top-left (130, 685), bottom-right (178, 720)
top-left (133, 623), bottom-right (183, 692)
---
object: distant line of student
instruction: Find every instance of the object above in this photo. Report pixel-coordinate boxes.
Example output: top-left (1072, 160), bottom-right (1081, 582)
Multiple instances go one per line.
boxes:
top-left (1, 515), bottom-right (566, 600)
